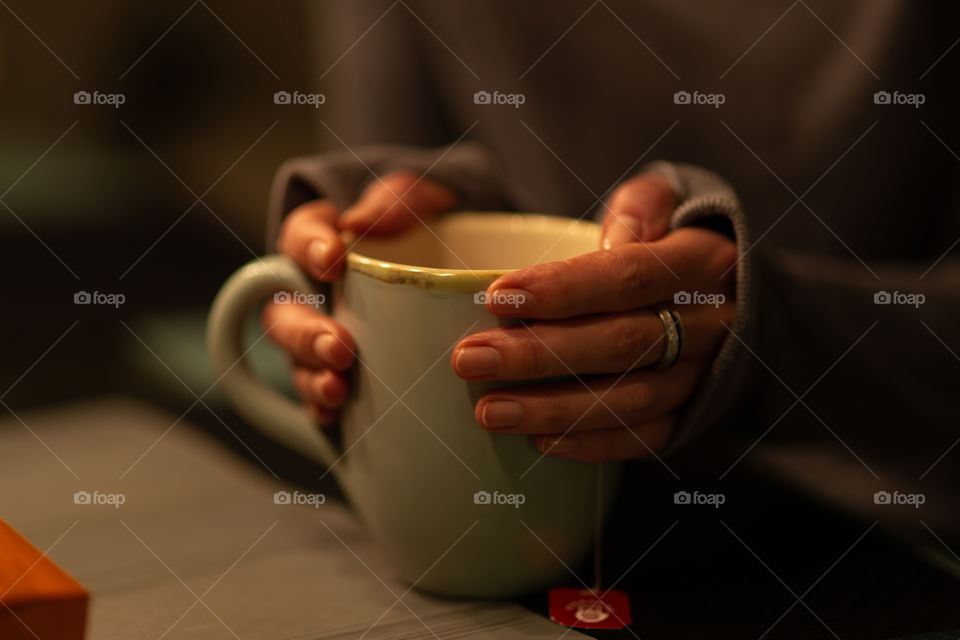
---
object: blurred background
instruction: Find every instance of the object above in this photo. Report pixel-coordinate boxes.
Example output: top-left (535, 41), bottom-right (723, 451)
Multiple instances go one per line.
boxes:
top-left (1, 1), bottom-right (325, 455)
top-left (2, 3), bottom-right (959, 638)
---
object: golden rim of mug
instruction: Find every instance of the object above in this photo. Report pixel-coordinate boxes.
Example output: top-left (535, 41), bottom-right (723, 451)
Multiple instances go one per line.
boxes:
top-left (341, 213), bottom-right (599, 292)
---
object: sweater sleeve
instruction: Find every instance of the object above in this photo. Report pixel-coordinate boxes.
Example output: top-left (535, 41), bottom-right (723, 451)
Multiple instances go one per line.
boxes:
top-left (641, 162), bottom-right (960, 484)
top-left (638, 162), bottom-right (759, 452)
top-left (265, 142), bottom-right (511, 249)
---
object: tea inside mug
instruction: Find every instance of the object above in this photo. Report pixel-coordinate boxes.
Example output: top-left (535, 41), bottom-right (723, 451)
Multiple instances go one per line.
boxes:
top-left (348, 213), bottom-right (599, 271)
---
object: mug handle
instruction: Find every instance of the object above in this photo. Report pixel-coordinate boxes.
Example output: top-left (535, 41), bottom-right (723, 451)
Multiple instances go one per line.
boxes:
top-left (207, 254), bottom-right (341, 469)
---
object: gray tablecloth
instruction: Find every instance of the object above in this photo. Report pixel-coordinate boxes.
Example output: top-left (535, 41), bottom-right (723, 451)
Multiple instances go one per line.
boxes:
top-left (0, 397), bottom-right (585, 639)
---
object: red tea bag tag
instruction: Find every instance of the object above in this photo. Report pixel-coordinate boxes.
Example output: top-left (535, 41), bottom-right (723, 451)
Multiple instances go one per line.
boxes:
top-left (548, 587), bottom-right (631, 630)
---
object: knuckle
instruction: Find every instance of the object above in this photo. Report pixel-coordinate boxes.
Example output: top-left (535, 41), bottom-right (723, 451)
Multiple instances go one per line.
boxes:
top-left (608, 318), bottom-right (651, 369)
top-left (504, 261), bottom-right (567, 304)
top-left (609, 248), bottom-right (649, 293)
top-left (290, 314), bottom-right (320, 357)
top-left (622, 377), bottom-right (656, 417)
top-left (538, 399), bottom-right (571, 431)
top-left (531, 260), bottom-right (567, 291)
top-left (515, 333), bottom-right (550, 377)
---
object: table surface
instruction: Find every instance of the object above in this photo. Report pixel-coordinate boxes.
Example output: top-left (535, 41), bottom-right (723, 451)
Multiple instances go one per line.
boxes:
top-left (2, 397), bottom-right (958, 640)
top-left (0, 398), bottom-right (587, 640)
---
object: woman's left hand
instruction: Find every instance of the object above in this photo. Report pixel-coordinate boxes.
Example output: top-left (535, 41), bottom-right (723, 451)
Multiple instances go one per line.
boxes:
top-left (451, 175), bottom-right (737, 462)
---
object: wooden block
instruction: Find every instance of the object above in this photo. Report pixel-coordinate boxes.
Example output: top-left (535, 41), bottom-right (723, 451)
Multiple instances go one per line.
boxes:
top-left (0, 519), bottom-right (88, 640)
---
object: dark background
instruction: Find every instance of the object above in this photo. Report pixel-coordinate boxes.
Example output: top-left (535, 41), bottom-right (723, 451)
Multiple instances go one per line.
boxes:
top-left (1, 3), bottom-right (958, 639)
top-left (1, 1), bottom-right (320, 408)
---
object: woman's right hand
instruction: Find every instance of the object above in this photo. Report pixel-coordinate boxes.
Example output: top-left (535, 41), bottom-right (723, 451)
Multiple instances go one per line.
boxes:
top-left (262, 171), bottom-right (459, 425)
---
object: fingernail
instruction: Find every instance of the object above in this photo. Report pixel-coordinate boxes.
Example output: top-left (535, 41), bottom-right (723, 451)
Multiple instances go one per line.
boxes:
top-left (481, 400), bottom-right (522, 429)
top-left (339, 209), bottom-right (360, 227)
top-left (455, 346), bottom-right (500, 377)
top-left (308, 239), bottom-right (329, 268)
top-left (339, 204), bottom-right (373, 229)
top-left (538, 435), bottom-right (577, 455)
top-left (602, 218), bottom-right (644, 249)
top-left (485, 288), bottom-right (531, 314)
top-left (320, 376), bottom-right (345, 406)
top-left (314, 333), bottom-right (338, 363)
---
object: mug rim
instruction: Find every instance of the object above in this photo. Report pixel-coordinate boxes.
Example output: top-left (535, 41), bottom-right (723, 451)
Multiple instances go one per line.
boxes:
top-left (344, 212), bottom-right (599, 289)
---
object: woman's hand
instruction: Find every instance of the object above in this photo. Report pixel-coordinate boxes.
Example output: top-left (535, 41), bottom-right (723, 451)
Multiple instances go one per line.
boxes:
top-left (451, 174), bottom-right (737, 461)
top-left (263, 172), bottom-right (458, 424)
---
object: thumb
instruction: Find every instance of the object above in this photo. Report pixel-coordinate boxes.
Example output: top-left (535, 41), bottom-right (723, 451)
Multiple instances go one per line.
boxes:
top-left (600, 173), bottom-right (676, 249)
top-left (339, 171), bottom-right (458, 235)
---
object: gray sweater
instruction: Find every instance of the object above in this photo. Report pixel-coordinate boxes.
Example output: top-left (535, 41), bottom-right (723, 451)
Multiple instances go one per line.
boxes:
top-left (269, 1), bottom-right (959, 535)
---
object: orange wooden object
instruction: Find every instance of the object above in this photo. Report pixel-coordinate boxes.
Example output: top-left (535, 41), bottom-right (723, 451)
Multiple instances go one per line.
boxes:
top-left (0, 519), bottom-right (88, 640)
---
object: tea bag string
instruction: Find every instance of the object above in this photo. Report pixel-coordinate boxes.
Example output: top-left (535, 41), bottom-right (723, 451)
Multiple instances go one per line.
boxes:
top-left (592, 462), bottom-right (603, 592)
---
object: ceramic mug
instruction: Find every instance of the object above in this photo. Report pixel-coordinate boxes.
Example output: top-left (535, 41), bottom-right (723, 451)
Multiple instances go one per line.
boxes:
top-left (207, 212), bottom-right (621, 598)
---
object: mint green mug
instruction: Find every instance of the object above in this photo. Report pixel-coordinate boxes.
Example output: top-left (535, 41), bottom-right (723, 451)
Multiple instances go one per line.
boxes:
top-left (207, 212), bottom-right (621, 598)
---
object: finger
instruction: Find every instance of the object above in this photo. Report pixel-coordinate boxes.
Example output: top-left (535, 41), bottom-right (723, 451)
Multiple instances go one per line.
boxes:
top-left (473, 364), bottom-right (701, 434)
top-left (483, 226), bottom-right (737, 319)
top-left (600, 173), bottom-right (675, 248)
top-left (277, 200), bottom-right (348, 281)
top-left (292, 366), bottom-right (349, 410)
top-left (453, 304), bottom-right (734, 381)
top-left (307, 404), bottom-right (338, 427)
top-left (339, 171), bottom-right (458, 235)
top-left (262, 301), bottom-right (355, 370)
top-left (535, 415), bottom-right (675, 462)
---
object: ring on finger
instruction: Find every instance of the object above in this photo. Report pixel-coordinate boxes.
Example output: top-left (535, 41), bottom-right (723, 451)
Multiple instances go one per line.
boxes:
top-left (654, 307), bottom-right (685, 370)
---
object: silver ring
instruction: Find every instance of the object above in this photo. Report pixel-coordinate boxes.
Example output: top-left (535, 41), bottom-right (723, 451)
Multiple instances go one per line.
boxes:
top-left (655, 308), bottom-right (685, 370)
